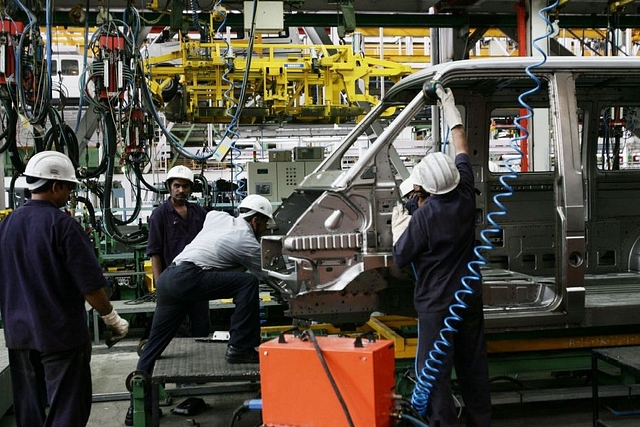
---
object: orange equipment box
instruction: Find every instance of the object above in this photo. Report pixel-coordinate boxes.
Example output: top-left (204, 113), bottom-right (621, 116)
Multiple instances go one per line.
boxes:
top-left (259, 334), bottom-right (396, 427)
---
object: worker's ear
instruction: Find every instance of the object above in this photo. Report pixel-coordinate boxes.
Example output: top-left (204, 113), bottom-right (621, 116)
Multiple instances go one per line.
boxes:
top-left (248, 215), bottom-right (269, 230)
top-left (52, 180), bottom-right (66, 193)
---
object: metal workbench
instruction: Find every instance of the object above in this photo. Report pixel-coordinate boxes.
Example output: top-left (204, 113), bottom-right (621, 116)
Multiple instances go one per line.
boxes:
top-left (592, 346), bottom-right (640, 427)
top-left (150, 338), bottom-right (260, 427)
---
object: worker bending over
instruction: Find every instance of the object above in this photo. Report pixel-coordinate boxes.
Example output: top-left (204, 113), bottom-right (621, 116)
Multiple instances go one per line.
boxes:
top-left (137, 194), bottom-right (273, 374)
top-left (126, 195), bottom-right (272, 424)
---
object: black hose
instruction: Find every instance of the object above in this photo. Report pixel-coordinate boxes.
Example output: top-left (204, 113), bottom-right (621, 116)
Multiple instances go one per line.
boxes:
top-left (43, 107), bottom-right (80, 168)
top-left (75, 195), bottom-right (101, 232)
top-left (300, 329), bottom-right (355, 427)
top-left (228, 403), bottom-right (249, 427)
top-left (109, 169), bottom-right (143, 227)
top-left (8, 172), bottom-right (20, 210)
top-left (99, 113), bottom-right (147, 245)
top-left (193, 173), bottom-right (211, 209)
top-left (0, 98), bottom-right (17, 154)
top-left (131, 161), bottom-right (165, 193)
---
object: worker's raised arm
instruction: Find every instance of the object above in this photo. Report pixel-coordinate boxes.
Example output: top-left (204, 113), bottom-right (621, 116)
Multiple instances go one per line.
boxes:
top-left (436, 86), bottom-right (469, 156)
top-left (450, 126), bottom-right (468, 156)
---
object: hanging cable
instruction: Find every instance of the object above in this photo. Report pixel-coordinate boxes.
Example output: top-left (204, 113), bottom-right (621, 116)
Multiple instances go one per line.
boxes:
top-left (12, 0), bottom-right (48, 124)
top-left (400, 413), bottom-right (430, 427)
top-left (300, 329), bottom-right (355, 427)
top-left (210, 0), bottom-right (259, 201)
top-left (45, 0), bottom-right (52, 101)
top-left (139, 66), bottom-right (211, 161)
top-left (214, 1), bottom-right (241, 197)
top-left (230, 0), bottom-right (258, 199)
top-left (410, 1), bottom-right (560, 417)
top-left (74, 0), bottom-right (91, 134)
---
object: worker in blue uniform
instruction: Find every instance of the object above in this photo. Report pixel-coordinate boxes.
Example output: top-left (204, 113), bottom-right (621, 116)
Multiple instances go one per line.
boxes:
top-left (146, 165), bottom-right (208, 336)
top-left (0, 151), bottom-right (129, 427)
top-left (125, 194), bottom-right (272, 425)
top-left (392, 86), bottom-right (491, 427)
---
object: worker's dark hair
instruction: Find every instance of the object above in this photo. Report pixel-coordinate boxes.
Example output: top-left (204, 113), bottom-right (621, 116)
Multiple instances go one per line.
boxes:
top-left (25, 176), bottom-right (53, 193)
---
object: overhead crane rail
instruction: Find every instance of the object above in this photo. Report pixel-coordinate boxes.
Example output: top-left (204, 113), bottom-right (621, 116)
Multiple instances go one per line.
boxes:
top-left (144, 39), bottom-right (412, 124)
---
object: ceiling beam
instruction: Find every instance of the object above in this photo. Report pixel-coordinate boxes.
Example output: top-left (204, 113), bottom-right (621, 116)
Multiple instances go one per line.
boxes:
top-left (49, 11), bottom-right (640, 29)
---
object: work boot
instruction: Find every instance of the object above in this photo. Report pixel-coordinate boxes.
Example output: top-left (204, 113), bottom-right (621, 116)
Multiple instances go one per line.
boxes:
top-left (124, 406), bottom-right (133, 426)
top-left (225, 345), bottom-right (259, 364)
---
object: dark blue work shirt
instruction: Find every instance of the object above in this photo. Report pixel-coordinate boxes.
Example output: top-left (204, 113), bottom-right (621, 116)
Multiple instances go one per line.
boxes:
top-left (145, 200), bottom-right (207, 269)
top-left (0, 199), bottom-right (106, 351)
top-left (393, 153), bottom-right (481, 314)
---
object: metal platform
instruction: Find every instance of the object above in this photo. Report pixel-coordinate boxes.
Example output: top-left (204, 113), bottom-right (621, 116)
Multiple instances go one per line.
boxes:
top-left (153, 339), bottom-right (260, 383)
top-left (150, 338), bottom-right (260, 427)
top-left (592, 346), bottom-right (640, 427)
top-left (92, 293), bottom-right (279, 343)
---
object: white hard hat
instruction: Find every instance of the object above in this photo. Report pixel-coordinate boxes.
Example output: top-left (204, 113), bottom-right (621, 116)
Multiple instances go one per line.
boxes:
top-left (24, 151), bottom-right (80, 189)
top-left (414, 152), bottom-right (460, 195)
top-left (166, 166), bottom-right (194, 185)
top-left (238, 194), bottom-right (273, 219)
top-left (399, 174), bottom-right (417, 197)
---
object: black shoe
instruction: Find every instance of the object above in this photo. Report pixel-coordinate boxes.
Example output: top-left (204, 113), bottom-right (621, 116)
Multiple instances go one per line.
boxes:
top-left (124, 406), bottom-right (133, 426)
top-left (225, 345), bottom-right (259, 364)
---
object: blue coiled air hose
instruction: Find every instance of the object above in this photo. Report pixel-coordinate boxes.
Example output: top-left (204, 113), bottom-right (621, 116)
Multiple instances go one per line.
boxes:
top-left (409, 1), bottom-right (559, 419)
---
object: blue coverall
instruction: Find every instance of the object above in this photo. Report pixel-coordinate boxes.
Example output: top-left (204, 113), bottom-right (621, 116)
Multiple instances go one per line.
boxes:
top-left (393, 153), bottom-right (491, 427)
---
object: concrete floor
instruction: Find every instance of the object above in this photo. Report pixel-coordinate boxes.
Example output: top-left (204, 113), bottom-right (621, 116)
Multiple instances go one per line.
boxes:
top-left (0, 337), bottom-right (639, 426)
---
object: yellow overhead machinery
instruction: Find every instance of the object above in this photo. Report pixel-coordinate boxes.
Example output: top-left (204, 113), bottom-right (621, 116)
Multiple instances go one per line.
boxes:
top-left (143, 21), bottom-right (412, 124)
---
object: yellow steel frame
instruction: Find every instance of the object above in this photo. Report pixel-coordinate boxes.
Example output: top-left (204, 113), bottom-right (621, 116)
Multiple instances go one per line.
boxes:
top-left (0, 209), bottom-right (12, 221)
top-left (263, 314), bottom-right (640, 360)
top-left (143, 31), bottom-right (412, 123)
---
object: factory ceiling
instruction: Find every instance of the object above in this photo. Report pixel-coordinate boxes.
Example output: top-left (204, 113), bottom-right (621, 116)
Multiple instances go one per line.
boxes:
top-left (45, 0), bottom-right (640, 29)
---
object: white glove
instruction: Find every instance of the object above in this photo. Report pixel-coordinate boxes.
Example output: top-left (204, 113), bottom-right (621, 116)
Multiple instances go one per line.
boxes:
top-left (392, 203), bottom-right (411, 245)
top-left (436, 86), bottom-right (463, 129)
top-left (101, 309), bottom-right (129, 339)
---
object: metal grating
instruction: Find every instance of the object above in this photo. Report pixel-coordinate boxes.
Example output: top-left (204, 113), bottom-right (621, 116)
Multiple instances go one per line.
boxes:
top-left (152, 339), bottom-right (260, 384)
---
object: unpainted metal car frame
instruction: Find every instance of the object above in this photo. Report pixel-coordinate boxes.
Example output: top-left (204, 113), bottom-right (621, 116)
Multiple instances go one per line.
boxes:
top-left (261, 56), bottom-right (640, 333)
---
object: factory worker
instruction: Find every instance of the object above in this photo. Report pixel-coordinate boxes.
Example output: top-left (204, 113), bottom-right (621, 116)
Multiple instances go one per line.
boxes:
top-left (0, 151), bottom-right (128, 427)
top-left (392, 86), bottom-right (491, 427)
top-left (126, 194), bottom-right (272, 425)
top-left (146, 165), bottom-right (209, 336)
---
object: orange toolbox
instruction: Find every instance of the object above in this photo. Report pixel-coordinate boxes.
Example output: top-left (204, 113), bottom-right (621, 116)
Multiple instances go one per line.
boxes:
top-left (259, 333), bottom-right (396, 427)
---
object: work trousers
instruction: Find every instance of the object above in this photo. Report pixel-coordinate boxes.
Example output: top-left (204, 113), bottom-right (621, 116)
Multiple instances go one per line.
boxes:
top-left (416, 295), bottom-right (491, 427)
top-left (8, 342), bottom-right (93, 427)
top-left (137, 262), bottom-right (261, 375)
top-left (180, 299), bottom-right (211, 337)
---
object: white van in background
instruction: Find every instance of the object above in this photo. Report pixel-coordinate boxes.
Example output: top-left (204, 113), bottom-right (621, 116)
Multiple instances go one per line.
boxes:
top-left (50, 51), bottom-right (88, 102)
